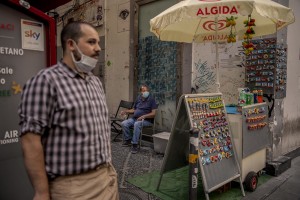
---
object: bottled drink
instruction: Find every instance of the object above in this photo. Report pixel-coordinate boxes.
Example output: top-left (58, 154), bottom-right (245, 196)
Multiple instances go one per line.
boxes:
top-left (257, 90), bottom-right (263, 103)
top-left (238, 88), bottom-right (247, 106)
top-left (246, 93), bottom-right (254, 105)
top-left (253, 90), bottom-right (258, 103)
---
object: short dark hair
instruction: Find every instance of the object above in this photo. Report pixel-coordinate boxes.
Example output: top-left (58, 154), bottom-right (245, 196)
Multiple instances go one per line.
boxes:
top-left (60, 21), bottom-right (95, 52)
top-left (139, 84), bottom-right (150, 91)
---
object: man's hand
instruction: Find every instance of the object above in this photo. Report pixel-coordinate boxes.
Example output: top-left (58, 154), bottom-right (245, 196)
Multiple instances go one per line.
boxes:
top-left (120, 110), bottom-right (127, 115)
top-left (33, 192), bottom-right (50, 200)
top-left (137, 116), bottom-right (145, 121)
top-left (121, 108), bottom-right (135, 115)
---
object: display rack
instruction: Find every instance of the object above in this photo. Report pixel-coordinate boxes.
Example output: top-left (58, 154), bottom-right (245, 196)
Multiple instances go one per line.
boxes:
top-left (245, 38), bottom-right (287, 99)
top-left (275, 44), bottom-right (287, 98)
top-left (245, 38), bottom-right (276, 94)
top-left (242, 103), bottom-right (269, 158)
top-left (228, 103), bottom-right (269, 191)
top-left (157, 93), bottom-right (245, 200)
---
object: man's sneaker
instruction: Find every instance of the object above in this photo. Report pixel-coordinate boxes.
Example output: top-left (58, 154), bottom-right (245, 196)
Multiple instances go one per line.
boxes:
top-left (131, 144), bottom-right (138, 154)
top-left (122, 140), bottom-right (131, 147)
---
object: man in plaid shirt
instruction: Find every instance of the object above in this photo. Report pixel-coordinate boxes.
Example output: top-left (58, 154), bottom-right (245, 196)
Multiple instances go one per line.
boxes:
top-left (19, 21), bottom-right (119, 200)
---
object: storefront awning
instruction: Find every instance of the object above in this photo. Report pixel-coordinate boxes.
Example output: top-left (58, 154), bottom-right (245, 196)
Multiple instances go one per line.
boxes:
top-left (27, 0), bottom-right (72, 12)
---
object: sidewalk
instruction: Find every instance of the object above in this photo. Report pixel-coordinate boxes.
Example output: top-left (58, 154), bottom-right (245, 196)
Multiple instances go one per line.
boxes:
top-left (111, 133), bottom-right (300, 200)
top-left (111, 134), bottom-right (163, 200)
top-left (242, 155), bottom-right (300, 200)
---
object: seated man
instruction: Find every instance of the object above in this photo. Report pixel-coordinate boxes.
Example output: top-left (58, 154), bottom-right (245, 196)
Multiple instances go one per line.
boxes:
top-left (121, 85), bottom-right (158, 154)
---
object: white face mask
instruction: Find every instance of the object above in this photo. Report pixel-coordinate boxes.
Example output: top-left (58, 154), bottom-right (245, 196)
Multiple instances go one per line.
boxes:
top-left (71, 42), bottom-right (98, 73)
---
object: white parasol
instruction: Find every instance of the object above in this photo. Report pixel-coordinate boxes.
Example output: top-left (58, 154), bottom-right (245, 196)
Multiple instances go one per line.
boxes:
top-left (150, 0), bottom-right (295, 92)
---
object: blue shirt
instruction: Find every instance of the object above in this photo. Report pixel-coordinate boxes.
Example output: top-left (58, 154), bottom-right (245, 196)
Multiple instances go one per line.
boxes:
top-left (132, 95), bottom-right (158, 123)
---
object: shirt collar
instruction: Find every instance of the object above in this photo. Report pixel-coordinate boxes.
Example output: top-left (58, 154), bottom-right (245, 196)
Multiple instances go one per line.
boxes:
top-left (139, 95), bottom-right (150, 102)
top-left (58, 60), bottom-right (93, 79)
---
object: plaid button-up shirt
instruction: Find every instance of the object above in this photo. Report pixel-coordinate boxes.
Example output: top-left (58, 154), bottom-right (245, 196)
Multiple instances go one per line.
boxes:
top-left (18, 61), bottom-right (111, 178)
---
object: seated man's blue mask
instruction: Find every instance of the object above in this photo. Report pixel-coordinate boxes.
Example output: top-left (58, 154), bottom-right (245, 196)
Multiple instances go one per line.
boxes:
top-left (142, 91), bottom-right (149, 98)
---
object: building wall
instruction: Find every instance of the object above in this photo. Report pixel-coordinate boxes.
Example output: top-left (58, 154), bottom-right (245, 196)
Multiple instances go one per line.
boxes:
top-left (280, 0), bottom-right (300, 156)
top-left (105, 0), bottom-right (131, 114)
top-left (192, 41), bottom-right (245, 104)
top-left (54, 0), bottom-right (131, 116)
top-left (266, 0), bottom-right (300, 159)
top-left (53, 0), bottom-right (300, 158)
top-left (137, 0), bottom-right (179, 131)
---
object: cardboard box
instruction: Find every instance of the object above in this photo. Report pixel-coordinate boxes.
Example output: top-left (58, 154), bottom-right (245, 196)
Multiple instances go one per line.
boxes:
top-left (153, 132), bottom-right (170, 154)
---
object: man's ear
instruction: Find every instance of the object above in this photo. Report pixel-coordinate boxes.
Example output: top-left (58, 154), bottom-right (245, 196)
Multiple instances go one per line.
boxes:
top-left (67, 39), bottom-right (75, 51)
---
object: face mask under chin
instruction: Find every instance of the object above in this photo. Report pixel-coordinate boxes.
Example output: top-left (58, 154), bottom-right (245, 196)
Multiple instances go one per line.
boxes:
top-left (70, 42), bottom-right (98, 74)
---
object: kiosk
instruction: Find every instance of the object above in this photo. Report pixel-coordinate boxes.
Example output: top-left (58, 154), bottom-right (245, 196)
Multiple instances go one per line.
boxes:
top-left (157, 93), bottom-right (245, 200)
top-left (0, 1), bottom-right (56, 199)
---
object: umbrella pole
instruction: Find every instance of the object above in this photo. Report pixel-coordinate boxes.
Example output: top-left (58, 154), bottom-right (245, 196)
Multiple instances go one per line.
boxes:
top-left (215, 16), bottom-right (220, 93)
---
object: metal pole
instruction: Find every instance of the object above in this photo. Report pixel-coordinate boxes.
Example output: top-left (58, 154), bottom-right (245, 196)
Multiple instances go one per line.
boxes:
top-left (156, 172), bottom-right (163, 191)
top-left (215, 16), bottom-right (220, 93)
top-left (189, 128), bottom-right (199, 200)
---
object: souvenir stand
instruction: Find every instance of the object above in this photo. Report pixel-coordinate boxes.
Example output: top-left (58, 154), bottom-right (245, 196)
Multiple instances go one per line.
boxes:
top-left (156, 93), bottom-right (245, 200)
top-left (227, 103), bottom-right (268, 191)
top-left (225, 37), bottom-right (287, 191)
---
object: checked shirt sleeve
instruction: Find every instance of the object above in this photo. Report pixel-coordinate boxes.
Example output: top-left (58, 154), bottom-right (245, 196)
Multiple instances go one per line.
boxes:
top-left (18, 71), bottom-right (56, 136)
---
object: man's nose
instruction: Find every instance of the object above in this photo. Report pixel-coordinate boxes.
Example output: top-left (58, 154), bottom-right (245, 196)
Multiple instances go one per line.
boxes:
top-left (95, 44), bottom-right (101, 52)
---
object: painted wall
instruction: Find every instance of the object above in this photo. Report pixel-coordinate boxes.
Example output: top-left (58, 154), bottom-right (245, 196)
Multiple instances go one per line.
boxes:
top-left (104, 0), bottom-right (131, 114)
top-left (280, 0), bottom-right (300, 157)
top-left (192, 41), bottom-right (245, 104)
top-left (265, 0), bottom-right (300, 160)
top-left (137, 0), bottom-right (179, 131)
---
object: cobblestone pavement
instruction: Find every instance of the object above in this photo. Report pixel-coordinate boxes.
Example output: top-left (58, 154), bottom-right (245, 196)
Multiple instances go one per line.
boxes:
top-left (111, 132), bottom-right (300, 200)
top-left (111, 133), bottom-right (163, 200)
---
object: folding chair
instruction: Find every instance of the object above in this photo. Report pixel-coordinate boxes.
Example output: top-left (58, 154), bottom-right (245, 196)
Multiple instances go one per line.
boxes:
top-left (139, 118), bottom-right (157, 147)
top-left (139, 105), bottom-right (159, 147)
top-left (111, 100), bottom-right (134, 142)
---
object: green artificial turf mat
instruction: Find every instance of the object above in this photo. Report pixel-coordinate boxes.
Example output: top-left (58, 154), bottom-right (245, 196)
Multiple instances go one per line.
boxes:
top-left (128, 166), bottom-right (272, 200)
